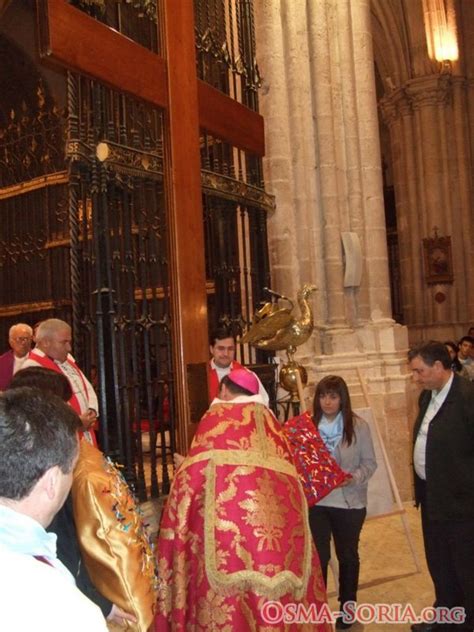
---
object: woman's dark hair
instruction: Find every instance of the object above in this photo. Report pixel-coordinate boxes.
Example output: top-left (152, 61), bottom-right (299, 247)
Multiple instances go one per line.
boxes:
top-left (444, 340), bottom-right (463, 373)
top-left (9, 366), bottom-right (73, 402)
top-left (313, 375), bottom-right (356, 446)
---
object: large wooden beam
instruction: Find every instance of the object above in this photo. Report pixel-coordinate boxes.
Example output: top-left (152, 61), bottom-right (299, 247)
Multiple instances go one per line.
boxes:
top-left (161, 0), bottom-right (209, 448)
top-left (198, 81), bottom-right (265, 156)
top-left (37, 0), bottom-right (168, 108)
top-left (38, 0), bottom-right (265, 156)
top-left (35, 0), bottom-right (264, 447)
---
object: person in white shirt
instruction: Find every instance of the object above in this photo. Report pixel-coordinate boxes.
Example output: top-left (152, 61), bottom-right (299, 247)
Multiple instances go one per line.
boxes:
top-left (457, 335), bottom-right (474, 380)
top-left (207, 326), bottom-right (269, 405)
top-left (0, 387), bottom-right (108, 632)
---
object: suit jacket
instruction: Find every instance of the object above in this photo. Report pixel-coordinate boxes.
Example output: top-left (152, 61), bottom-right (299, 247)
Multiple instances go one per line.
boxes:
top-left (0, 350), bottom-right (14, 391)
top-left (413, 373), bottom-right (474, 521)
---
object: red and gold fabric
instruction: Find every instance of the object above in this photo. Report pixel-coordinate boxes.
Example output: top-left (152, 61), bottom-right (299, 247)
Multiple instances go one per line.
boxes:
top-left (283, 412), bottom-right (352, 506)
top-left (155, 400), bottom-right (330, 631)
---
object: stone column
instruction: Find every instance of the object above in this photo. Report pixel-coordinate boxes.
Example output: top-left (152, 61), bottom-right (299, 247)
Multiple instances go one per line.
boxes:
top-left (350, 0), bottom-right (393, 325)
top-left (255, 0), bottom-right (412, 500)
top-left (253, 0), bottom-right (319, 302)
top-left (381, 72), bottom-right (474, 339)
top-left (256, 0), bottom-right (394, 336)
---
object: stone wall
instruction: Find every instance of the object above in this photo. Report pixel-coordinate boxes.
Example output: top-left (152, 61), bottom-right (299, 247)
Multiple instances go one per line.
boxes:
top-left (254, 0), bottom-right (415, 500)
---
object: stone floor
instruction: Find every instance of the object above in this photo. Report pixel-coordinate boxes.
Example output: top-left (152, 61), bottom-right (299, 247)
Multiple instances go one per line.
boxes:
top-left (326, 503), bottom-right (434, 631)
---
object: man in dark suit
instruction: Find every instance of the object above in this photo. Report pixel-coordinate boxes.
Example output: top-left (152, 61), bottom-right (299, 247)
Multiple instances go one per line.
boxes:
top-left (409, 341), bottom-right (474, 632)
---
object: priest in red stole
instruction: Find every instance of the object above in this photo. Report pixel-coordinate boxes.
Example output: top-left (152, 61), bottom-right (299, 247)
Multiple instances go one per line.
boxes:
top-left (155, 369), bottom-right (330, 631)
top-left (23, 318), bottom-right (99, 445)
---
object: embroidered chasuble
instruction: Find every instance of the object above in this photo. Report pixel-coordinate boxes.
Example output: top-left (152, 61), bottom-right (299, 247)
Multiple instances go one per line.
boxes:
top-left (155, 400), bottom-right (330, 631)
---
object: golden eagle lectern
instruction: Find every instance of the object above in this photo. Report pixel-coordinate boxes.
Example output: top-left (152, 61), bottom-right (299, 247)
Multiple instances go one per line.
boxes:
top-left (242, 284), bottom-right (317, 400)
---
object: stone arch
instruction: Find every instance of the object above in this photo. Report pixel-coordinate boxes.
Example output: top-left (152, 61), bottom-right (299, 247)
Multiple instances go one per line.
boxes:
top-left (370, 0), bottom-right (474, 338)
top-left (371, 0), bottom-right (439, 96)
top-left (371, 0), bottom-right (412, 92)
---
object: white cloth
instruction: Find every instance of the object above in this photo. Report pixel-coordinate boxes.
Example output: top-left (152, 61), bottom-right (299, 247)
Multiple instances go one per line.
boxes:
top-left (0, 550), bottom-right (108, 631)
top-left (0, 506), bottom-right (107, 632)
top-left (12, 354), bottom-right (28, 375)
top-left (413, 372), bottom-right (454, 480)
top-left (0, 505), bottom-right (70, 578)
top-left (23, 349), bottom-right (98, 415)
top-left (210, 393), bottom-right (268, 407)
top-left (210, 359), bottom-right (233, 384)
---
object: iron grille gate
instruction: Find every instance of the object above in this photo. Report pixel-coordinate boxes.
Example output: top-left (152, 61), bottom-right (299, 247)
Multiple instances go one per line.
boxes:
top-left (67, 73), bottom-right (174, 500)
top-left (1, 0), bottom-right (275, 500)
top-left (0, 49), bottom-right (174, 501)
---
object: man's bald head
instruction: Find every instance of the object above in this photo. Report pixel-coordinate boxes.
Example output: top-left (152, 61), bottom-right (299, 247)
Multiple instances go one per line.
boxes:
top-left (35, 319), bottom-right (72, 363)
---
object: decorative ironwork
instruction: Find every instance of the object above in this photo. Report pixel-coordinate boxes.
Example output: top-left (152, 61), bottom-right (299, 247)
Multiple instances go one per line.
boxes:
top-left (201, 169), bottom-right (274, 213)
top-left (0, 171), bottom-right (68, 200)
top-left (195, 13), bottom-right (270, 350)
top-left (203, 195), bottom-right (272, 365)
top-left (0, 80), bottom-right (65, 187)
top-left (200, 127), bottom-right (272, 369)
top-left (0, 299), bottom-right (73, 319)
top-left (95, 141), bottom-right (163, 179)
top-left (67, 71), bottom-right (174, 501)
top-left (0, 180), bottom-right (70, 310)
top-left (194, 0), bottom-right (261, 110)
top-left (69, 0), bottom-right (160, 52)
top-left (200, 131), bottom-right (264, 189)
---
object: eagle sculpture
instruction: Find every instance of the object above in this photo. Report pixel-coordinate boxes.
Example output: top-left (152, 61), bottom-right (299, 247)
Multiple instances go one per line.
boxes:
top-left (242, 284), bottom-right (317, 359)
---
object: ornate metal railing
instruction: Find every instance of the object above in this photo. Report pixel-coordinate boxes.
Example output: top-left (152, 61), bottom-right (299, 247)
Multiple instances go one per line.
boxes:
top-left (194, 0), bottom-right (261, 110)
top-left (67, 72), bottom-right (173, 500)
top-left (1, 1), bottom-right (274, 497)
top-left (200, 129), bottom-right (274, 369)
top-left (0, 71), bottom-right (70, 334)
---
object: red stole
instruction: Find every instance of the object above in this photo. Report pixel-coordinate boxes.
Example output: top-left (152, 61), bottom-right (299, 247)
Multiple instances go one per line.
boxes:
top-left (27, 351), bottom-right (97, 446)
top-left (28, 351), bottom-right (87, 415)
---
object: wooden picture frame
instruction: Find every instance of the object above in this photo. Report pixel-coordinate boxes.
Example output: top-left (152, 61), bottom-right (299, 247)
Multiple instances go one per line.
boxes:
top-left (422, 235), bottom-right (453, 284)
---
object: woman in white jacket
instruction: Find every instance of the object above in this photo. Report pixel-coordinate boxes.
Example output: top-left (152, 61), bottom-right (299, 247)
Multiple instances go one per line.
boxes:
top-left (309, 375), bottom-right (377, 630)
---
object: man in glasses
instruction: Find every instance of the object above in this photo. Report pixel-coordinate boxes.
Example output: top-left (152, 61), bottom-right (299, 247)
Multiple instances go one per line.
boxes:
top-left (0, 323), bottom-right (33, 391)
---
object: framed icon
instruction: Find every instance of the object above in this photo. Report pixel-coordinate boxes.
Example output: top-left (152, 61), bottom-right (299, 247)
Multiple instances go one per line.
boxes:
top-left (422, 234), bottom-right (453, 284)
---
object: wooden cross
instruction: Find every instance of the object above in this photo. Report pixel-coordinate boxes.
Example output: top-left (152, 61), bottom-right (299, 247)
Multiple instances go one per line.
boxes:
top-left (36, 0), bottom-right (265, 445)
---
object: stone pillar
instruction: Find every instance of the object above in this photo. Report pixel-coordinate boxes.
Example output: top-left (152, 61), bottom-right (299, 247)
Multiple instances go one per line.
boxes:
top-left (253, 0), bottom-right (319, 302)
top-left (256, 0), bottom-right (394, 335)
top-left (255, 0), bottom-right (412, 500)
top-left (381, 72), bottom-right (474, 340)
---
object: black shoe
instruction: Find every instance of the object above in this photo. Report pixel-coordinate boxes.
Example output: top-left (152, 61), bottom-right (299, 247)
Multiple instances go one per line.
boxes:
top-left (335, 616), bottom-right (353, 630)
